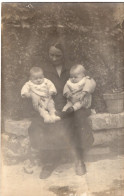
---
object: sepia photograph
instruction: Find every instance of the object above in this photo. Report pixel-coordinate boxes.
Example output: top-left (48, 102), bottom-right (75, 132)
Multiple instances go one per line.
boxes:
top-left (1, 2), bottom-right (124, 196)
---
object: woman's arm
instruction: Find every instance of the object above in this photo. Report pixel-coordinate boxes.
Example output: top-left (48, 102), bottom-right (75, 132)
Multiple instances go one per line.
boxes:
top-left (46, 79), bottom-right (57, 96)
top-left (79, 78), bottom-right (96, 102)
top-left (21, 82), bottom-right (40, 111)
top-left (83, 78), bottom-right (96, 94)
top-left (21, 82), bottom-right (31, 98)
top-left (63, 83), bottom-right (72, 99)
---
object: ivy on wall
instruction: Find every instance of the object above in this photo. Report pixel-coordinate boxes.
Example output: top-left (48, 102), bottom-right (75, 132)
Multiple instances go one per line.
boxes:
top-left (2, 3), bottom-right (124, 118)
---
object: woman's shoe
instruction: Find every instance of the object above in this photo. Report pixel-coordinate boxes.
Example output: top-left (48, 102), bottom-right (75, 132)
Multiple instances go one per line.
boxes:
top-left (75, 160), bottom-right (87, 176)
top-left (39, 164), bottom-right (56, 179)
top-left (23, 159), bottom-right (34, 174)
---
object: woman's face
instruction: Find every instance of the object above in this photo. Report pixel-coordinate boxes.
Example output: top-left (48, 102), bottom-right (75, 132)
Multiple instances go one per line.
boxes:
top-left (49, 46), bottom-right (63, 66)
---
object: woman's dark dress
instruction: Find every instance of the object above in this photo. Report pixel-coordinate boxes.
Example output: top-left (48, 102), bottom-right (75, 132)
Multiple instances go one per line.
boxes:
top-left (28, 63), bottom-right (94, 152)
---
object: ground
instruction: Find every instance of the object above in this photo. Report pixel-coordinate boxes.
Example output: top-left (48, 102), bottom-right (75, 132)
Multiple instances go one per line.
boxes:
top-left (1, 121), bottom-right (124, 196)
top-left (1, 154), bottom-right (124, 196)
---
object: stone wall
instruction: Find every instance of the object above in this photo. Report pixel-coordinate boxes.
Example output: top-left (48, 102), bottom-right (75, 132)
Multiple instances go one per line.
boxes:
top-left (2, 112), bottom-right (124, 164)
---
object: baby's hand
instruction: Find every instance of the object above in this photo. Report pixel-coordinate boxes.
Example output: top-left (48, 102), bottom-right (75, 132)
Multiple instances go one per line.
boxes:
top-left (50, 91), bottom-right (56, 96)
top-left (66, 107), bottom-right (74, 113)
top-left (64, 92), bottom-right (72, 99)
top-left (79, 92), bottom-right (87, 101)
top-left (49, 91), bottom-right (56, 99)
top-left (21, 91), bottom-right (31, 98)
top-left (72, 89), bottom-right (78, 94)
top-left (21, 94), bottom-right (26, 98)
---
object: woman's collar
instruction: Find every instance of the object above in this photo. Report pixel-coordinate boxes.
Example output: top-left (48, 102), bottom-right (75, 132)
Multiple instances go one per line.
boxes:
top-left (43, 62), bottom-right (66, 75)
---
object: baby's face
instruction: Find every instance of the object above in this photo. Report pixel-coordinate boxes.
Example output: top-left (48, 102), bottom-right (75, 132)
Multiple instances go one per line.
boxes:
top-left (30, 71), bottom-right (44, 85)
top-left (70, 70), bottom-right (85, 83)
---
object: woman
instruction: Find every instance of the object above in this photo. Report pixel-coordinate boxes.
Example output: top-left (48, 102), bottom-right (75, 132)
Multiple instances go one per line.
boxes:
top-left (28, 43), bottom-right (95, 179)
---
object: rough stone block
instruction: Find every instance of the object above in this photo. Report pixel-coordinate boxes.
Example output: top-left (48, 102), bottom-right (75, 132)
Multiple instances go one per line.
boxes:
top-left (87, 147), bottom-right (111, 156)
top-left (93, 128), bottom-right (124, 146)
top-left (88, 112), bottom-right (124, 130)
top-left (4, 119), bottom-right (31, 136)
top-left (4, 112), bottom-right (124, 137)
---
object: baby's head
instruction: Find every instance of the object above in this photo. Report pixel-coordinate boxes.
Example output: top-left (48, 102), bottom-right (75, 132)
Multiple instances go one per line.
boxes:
top-left (70, 64), bottom-right (86, 83)
top-left (30, 67), bottom-right (44, 85)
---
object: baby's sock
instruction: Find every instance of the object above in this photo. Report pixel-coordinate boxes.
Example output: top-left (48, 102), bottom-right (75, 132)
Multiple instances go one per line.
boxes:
top-left (51, 114), bottom-right (61, 122)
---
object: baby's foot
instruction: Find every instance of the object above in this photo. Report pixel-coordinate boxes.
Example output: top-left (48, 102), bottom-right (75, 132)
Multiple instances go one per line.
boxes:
top-left (44, 116), bottom-right (55, 123)
top-left (54, 115), bottom-right (61, 121)
top-left (44, 118), bottom-right (52, 123)
top-left (51, 115), bottom-right (61, 122)
top-left (23, 159), bottom-right (34, 174)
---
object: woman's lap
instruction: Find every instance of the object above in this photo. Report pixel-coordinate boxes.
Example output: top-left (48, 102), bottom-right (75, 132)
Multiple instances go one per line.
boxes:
top-left (28, 114), bottom-right (74, 150)
top-left (28, 108), bottom-right (94, 151)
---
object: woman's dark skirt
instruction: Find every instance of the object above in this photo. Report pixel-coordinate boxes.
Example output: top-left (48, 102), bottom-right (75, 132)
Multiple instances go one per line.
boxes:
top-left (28, 108), bottom-right (94, 151)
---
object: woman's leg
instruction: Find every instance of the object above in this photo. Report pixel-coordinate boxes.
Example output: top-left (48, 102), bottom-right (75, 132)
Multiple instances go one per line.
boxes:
top-left (39, 149), bottom-right (62, 179)
top-left (71, 127), bottom-right (87, 175)
top-left (72, 108), bottom-right (93, 175)
top-left (28, 117), bottom-right (43, 150)
top-left (72, 147), bottom-right (86, 175)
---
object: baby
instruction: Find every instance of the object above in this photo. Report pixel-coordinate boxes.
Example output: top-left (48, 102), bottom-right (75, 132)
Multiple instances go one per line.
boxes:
top-left (62, 64), bottom-right (96, 113)
top-left (21, 67), bottom-right (60, 123)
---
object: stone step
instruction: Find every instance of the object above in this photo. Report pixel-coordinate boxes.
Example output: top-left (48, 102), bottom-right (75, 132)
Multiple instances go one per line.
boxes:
top-left (93, 128), bottom-right (124, 146)
top-left (4, 119), bottom-right (31, 136)
top-left (2, 128), bottom-right (124, 165)
top-left (2, 112), bottom-right (124, 163)
top-left (2, 133), bottom-right (123, 165)
top-left (89, 112), bottom-right (124, 131)
top-left (4, 112), bottom-right (124, 137)
top-left (3, 116), bottom-right (124, 149)
top-left (2, 128), bottom-right (124, 149)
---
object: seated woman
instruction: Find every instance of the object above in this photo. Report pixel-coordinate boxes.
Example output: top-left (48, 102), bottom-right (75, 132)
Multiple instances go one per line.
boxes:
top-left (26, 42), bottom-right (96, 179)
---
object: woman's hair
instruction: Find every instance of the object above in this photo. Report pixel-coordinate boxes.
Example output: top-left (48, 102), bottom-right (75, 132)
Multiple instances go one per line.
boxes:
top-left (47, 39), bottom-right (68, 65)
top-left (53, 42), bottom-right (64, 54)
top-left (48, 40), bottom-right (65, 55)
